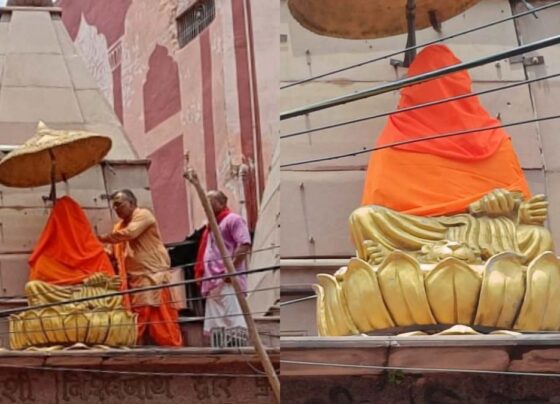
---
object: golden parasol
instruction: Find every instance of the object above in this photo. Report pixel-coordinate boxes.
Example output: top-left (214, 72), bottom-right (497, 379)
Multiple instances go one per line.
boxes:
top-left (0, 122), bottom-right (112, 200)
top-left (287, 0), bottom-right (482, 65)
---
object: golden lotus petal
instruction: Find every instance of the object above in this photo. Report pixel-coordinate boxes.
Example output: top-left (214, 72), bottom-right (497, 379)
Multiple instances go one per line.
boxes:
top-left (105, 310), bottom-right (137, 346)
top-left (341, 258), bottom-right (394, 332)
top-left (63, 310), bottom-right (89, 342)
top-left (21, 311), bottom-right (47, 347)
top-left (85, 310), bottom-right (110, 346)
top-left (515, 252), bottom-right (560, 331)
top-left (377, 252), bottom-right (435, 326)
top-left (425, 257), bottom-right (482, 324)
top-left (313, 273), bottom-right (359, 336)
top-left (9, 315), bottom-right (25, 350)
top-left (312, 283), bottom-right (329, 337)
top-left (40, 308), bottom-right (67, 345)
top-left (474, 252), bottom-right (525, 329)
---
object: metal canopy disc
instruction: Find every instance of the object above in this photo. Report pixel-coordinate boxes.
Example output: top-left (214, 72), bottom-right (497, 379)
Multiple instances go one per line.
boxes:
top-left (287, 0), bottom-right (482, 39)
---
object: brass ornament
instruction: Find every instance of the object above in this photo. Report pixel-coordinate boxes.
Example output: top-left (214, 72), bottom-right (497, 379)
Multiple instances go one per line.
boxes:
top-left (316, 189), bottom-right (558, 336)
top-left (10, 273), bottom-right (137, 350)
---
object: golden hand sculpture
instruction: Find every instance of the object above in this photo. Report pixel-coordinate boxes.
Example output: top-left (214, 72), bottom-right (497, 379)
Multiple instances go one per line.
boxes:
top-left (351, 188), bottom-right (553, 265)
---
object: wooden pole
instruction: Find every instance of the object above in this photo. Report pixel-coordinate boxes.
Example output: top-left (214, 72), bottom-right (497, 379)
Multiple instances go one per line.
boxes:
top-left (184, 168), bottom-right (280, 404)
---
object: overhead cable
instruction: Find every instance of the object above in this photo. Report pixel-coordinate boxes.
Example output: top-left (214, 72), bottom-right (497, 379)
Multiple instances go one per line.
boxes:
top-left (280, 0), bottom-right (560, 90)
top-left (0, 264), bottom-right (280, 318)
top-left (281, 114), bottom-right (560, 168)
top-left (280, 34), bottom-right (560, 120)
top-left (281, 359), bottom-right (560, 378)
top-left (280, 72), bottom-right (560, 139)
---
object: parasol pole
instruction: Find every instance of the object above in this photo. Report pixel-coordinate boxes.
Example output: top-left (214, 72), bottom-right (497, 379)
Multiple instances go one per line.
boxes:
top-left (48, 149), bottom-right (56, 203)
top-left (402, 0), bottom-right (417, 67)
top-left (184, 167), bottom-right (280, 404)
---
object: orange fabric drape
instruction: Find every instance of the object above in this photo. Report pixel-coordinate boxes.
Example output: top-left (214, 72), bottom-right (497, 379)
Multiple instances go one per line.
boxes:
top-left (135, 288), bottom-right (183, 347)
top-left (111, 231), bottom-right (131, 310)
top-left (28, 196), bottom-right (115, 285)
top-left (362, 44), bottom-right (530, 216)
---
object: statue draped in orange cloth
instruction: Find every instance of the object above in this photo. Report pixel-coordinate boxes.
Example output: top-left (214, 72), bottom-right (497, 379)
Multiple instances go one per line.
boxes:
top-left (354, 44), bottom-right (553, 265)
top-left (361, 44), bottom-right (530, 216)
top-left (29, 196), bottom-right (115, 284)
top-left (99, 189), bottom-right (183, 347)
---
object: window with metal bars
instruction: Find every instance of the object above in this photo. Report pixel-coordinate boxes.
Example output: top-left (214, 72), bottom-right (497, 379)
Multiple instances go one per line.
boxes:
top-left (177, 0), bottom-right (216, 48)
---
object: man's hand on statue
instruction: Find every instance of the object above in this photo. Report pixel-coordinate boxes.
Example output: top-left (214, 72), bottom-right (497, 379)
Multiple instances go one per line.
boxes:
top-left (519, 194), bottom-right (548, 225)
top-left (363, 240), bottom-right (384, 265)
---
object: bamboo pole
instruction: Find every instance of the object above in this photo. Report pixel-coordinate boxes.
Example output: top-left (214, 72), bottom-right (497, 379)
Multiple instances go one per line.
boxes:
top-left (184, 168), bottom-right (280, 404)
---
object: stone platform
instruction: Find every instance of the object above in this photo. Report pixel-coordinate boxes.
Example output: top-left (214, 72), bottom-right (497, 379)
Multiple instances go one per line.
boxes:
top-left (0, 347), bottom-right (279, 404)
top-left (281, 334), bottom-right (560, 403)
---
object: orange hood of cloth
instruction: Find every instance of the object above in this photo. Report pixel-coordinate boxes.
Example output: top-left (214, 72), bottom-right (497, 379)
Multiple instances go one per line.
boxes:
top-left (362, 44), bottom-right (530, 216)
top-left (29, 196), bottom-right (115, 285)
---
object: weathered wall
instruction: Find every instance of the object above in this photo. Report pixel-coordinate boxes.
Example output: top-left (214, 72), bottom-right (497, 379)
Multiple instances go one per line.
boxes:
top-left (282, 337), bottom-right (560, 402)
top-left (0, 369), bottom-right (274, 403)
top-left (282, 374), bottom-right (560, 404)
top-left (56, 0), bottom-right (278, 241)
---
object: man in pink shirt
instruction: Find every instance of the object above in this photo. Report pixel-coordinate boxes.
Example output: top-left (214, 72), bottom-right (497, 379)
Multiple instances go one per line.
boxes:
top-left (202, 190), bottom-right (251, 345)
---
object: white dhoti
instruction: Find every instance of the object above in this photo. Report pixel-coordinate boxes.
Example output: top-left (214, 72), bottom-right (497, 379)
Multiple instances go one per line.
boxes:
top-left (203, 283), bottom-right (247, 336)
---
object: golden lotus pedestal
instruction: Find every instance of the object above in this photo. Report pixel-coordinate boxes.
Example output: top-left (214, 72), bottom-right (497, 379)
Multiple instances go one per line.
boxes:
top-left (315, 251), bottom-right (560, 337)
top-left (9, 273), bottom-right (137, 350)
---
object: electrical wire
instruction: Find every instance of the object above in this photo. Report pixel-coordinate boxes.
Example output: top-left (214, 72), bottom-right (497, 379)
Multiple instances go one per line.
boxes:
top-left (280, 0), bottom-right (560, 90)
top-left (0, 363), bottom-right (270, 378)
top-left (280, 71), bottom-right (560, 139)
top-left (0, 265), bottom-right (280, 318)
top-left (0, 244), bottom-right (279, 302)
top-left (0, 285), bottom-right (282, 324)
top-left (279, 295), bottom-right (317, 307)
top-left (2, 311), bottom-right (274, 340)
top-left (281, 114), bottom-right (560, 168)
top-left (280, 359), bottom-right (560, 378)
top-left (280, 34), bottom-right (560, 120)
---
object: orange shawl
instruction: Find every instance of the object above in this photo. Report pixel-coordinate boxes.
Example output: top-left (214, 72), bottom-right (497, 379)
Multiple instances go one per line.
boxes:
top-left (362, 44), bottom-right (530, 216)
top-left (29, 196), bottom-right (115, 285)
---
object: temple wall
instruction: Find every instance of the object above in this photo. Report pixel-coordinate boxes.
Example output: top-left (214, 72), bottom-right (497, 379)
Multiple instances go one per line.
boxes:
top-left (0, 367), bottom-right (274, 403)
top-left (56, 0), bottom-right (278, 240)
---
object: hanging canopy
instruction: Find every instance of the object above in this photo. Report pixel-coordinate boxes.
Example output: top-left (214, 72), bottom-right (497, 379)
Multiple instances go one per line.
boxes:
top-left (0, 121), bottom-right (111, 188)
top-left (287, 0), bottom-right (481, 39)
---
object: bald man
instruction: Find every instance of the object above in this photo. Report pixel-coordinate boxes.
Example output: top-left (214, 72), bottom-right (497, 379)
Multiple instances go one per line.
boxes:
top-left (197, 190), bottom-right (251, 345)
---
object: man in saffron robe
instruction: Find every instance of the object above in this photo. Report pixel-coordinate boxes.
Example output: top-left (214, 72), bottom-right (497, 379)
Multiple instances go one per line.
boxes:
top-left (353, 44), bottom-right (553, 264)
top-left (99, 189), bottom-right (183, 347)
top-left (197, 190), bottom-right (251, 342)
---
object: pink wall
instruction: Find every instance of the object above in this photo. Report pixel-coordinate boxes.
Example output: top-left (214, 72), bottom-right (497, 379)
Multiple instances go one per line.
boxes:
top-left (148, 136), bottom-right (189, 243)
top-left (56, 0), bottom-right (276, 241)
